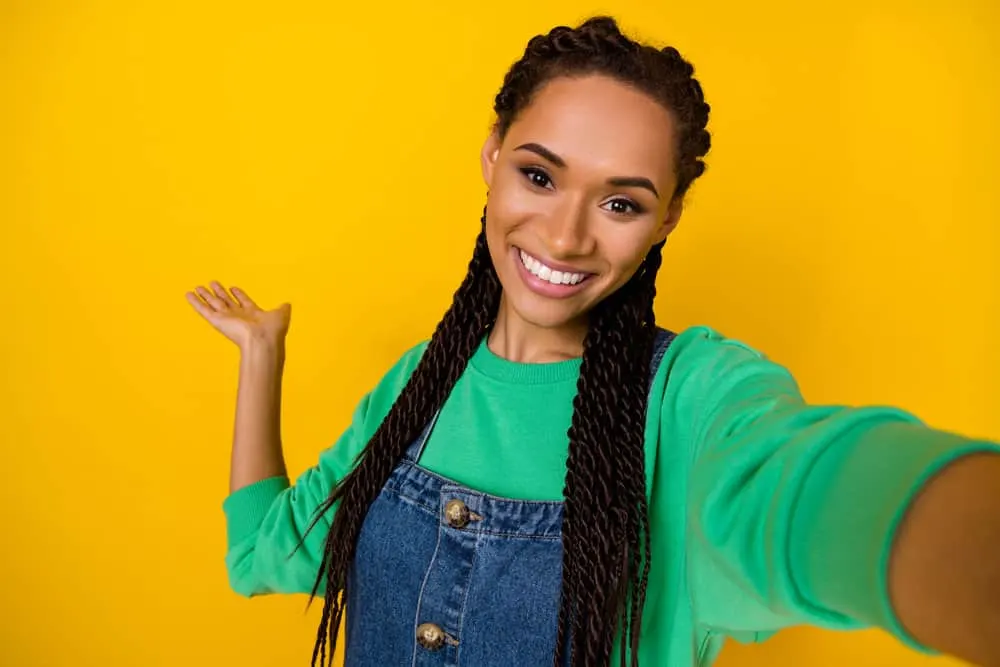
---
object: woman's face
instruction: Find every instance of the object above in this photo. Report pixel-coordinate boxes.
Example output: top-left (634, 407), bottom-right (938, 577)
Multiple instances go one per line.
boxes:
top-left (481, 74), bottom-right (683, 332)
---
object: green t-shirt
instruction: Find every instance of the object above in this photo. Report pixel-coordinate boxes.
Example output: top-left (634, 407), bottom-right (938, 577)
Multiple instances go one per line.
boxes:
top-left (222, 325), bottom-right (999, 664)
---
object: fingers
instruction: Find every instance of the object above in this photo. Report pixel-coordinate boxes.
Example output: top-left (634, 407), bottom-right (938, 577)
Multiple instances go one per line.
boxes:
top-left (194, 285), bottom-right (228, 311)
top-left (187, 282), bottom-right (261, 320)
top-left (209, 281), bottom-right (238, 309)
top-left (185, 290), bottom-right (218, 321)
top-left (230, 286), bottom-right (258, 310)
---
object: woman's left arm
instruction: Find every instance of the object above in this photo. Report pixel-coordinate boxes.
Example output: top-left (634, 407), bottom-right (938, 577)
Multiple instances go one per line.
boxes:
top-left (889, 452), bottom-right (1000, 666)
top-left (671, 327), bottom-right (1000, 662)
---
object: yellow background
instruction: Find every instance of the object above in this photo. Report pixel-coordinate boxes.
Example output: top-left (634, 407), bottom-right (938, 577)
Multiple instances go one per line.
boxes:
top-left (2, 0), bottom-right (998, 665)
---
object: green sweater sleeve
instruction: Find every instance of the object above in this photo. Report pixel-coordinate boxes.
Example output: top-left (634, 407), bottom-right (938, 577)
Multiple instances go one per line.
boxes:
top-left (221, 341), bottom-right (428, 597)
top-left (673, 328), bottom-right (999, 648)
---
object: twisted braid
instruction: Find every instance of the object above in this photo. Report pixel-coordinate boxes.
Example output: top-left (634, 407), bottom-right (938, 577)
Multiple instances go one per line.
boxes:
top-left (302, 15), bottom-right (710, 667)
top-left (554, 243), bottom-right (663, 666)
top-left (303, 215), bottom-right (500, 666)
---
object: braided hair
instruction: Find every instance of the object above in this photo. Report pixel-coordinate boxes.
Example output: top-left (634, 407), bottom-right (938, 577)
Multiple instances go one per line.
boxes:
top-left (302, 16), bottom-right (711, 667)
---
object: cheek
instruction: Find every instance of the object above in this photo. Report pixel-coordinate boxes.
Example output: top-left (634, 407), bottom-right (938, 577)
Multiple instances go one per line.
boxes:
top-left (487, 172), bottom-right (554, 224)
top-left (602, 229), bottom-right (655, 277)
top-left (484, 208), bottom-right (514, 270)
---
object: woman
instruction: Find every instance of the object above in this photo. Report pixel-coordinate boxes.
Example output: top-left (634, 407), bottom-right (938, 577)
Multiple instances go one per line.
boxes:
top-left (186, 16), bottom-right (1000, 667)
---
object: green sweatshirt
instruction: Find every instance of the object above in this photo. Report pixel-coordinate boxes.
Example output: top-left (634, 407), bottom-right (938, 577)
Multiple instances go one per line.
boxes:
top-left (223, 325), bottom-right (998, 665)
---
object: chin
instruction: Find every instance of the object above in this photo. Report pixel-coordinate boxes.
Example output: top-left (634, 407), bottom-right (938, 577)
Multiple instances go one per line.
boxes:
top-left (505, 290), bottom-right (591, 330)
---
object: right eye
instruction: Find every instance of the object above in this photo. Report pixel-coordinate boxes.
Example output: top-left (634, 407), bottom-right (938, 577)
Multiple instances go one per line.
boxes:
top-left (519, 167), bottom-right (554, 190)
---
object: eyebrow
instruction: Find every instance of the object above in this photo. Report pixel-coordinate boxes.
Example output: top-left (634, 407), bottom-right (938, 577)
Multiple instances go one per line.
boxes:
top-left (514, 142), bottom-right (660, 199)
top-left (607, 176), bottom-right (659, 199)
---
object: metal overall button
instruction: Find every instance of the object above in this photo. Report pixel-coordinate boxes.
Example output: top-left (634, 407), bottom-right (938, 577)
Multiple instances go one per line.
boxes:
top-left (416, 622), bottom-right (458, 651)
top-left (444, 499), bottom-right (471, 528)
top-left (443, 498), bottom-right (484, 529)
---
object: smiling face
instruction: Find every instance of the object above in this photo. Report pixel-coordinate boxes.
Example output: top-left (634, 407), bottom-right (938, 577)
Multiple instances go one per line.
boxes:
top-left (481, 74), bottom-right (684, 333)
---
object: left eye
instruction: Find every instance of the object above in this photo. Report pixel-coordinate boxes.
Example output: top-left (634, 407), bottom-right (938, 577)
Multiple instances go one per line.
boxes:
top-left (603, 199), bottom-right (642, 215)
top-left (520, 167), bottom-right (553, 189)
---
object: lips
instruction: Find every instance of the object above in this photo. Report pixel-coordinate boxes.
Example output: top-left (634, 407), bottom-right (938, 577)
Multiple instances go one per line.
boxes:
top-left (512, 246), bottom-right (593, 299)
top-left (518, 248), bottom-right (590, 286)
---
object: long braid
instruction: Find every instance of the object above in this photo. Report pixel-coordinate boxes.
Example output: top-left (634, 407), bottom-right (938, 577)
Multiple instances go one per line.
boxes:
top-left (555, 244), bottom-right (663, 666)
top-left (300, 15), bottom-right (710, 667)
top-left (303, 215), bottom-right (500, 665)
top-left (620, 244), bottom-right (664, 661)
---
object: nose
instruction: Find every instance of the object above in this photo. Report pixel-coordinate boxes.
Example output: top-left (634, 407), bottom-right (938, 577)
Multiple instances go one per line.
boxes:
top-left (542, 197), bottom-right (595, 259)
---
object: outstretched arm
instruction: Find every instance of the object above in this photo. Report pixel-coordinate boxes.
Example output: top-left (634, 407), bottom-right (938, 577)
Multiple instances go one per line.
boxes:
top-left (889, 451), bottom-right (1000, 666)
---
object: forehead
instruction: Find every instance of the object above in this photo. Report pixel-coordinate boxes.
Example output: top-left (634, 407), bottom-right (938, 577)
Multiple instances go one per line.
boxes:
top-left (504, 75), bottom-right (677, 182)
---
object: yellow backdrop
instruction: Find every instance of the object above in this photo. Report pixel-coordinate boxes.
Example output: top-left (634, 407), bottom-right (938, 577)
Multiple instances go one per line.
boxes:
top-left (3, 0), bottom-right (997, 665)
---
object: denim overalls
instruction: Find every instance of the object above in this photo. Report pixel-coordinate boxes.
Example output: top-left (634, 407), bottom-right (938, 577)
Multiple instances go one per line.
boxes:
top-left (345, 329), bottom-right (677, 666)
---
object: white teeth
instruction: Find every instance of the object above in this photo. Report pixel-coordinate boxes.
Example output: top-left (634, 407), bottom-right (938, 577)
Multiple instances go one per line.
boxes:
top-left (518, 249), bottom-right (587, 286)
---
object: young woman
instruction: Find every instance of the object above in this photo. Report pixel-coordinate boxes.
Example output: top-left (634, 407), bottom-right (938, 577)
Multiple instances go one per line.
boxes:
top-left (186, 16), bottom-right (1000, 667)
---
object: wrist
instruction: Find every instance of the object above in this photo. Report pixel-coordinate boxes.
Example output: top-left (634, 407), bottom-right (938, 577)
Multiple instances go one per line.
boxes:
top-left (241, 335), bottom-right (286, 365)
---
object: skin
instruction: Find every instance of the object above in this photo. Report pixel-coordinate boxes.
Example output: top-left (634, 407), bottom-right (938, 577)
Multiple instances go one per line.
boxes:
top-left (186, 73), bottom-right (1000, 665)
top-left (185, 284), bottom-right (290, 491)
top-left (888, 452), bottom-right (1000, 665)
top-left (480, 75), bottom-right (683, 364)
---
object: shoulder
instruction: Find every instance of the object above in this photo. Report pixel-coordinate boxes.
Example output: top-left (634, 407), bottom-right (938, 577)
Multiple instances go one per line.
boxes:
top-left (655, 325), bottom-right (801, 414)
top-left (662, 325), bottom-right (784, 374)
top-left (663, 324), bottom-right (766, 360)
top-left (367, 338), bottom-right (430, 404)
top-left (356, 339), bottom-right (430, 438)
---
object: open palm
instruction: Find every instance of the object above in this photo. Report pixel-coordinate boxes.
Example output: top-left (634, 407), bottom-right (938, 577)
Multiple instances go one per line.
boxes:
top-left (186, 282), bottom-right (291, 351)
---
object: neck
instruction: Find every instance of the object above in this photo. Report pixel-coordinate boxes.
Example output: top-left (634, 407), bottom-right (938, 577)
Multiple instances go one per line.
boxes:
top-left (488, 292), bottom-right (589, 363)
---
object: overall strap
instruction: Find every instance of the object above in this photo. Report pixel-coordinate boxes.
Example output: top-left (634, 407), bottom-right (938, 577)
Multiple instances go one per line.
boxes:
top-left (648, 327), bottom-right (677, 391)
top-left (402, 409), bottom-right (442, 464)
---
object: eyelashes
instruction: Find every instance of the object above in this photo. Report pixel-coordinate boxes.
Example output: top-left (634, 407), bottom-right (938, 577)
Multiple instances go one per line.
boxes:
top-left (605, 199), bottom-right (643, 215)
top-left (518, 167), bottom-right (646, 216)
top-left (520, 166), bottom-right (553, 189)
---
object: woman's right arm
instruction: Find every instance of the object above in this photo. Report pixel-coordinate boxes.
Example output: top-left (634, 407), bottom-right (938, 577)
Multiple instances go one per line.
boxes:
top-left (220, 349), bottom-right (424, 598)
top-left (185, 281), bottom-right (294, 496)
top-left (221, 390), bottom-right (373, 598)
top-left (231, 338), bottom-right (288, 494)
top-left (188, 282), bottom-right (348, 596)
top-left (187, 282), bottom-right (427, 597)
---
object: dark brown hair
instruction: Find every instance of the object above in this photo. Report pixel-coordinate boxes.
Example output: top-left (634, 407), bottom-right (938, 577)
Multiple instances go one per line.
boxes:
top-left (304, 15), bottom-right (711, 667)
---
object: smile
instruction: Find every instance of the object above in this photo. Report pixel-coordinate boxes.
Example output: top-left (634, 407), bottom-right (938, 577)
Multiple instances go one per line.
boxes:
top-left (518, 249), bottom-right (590, 285)
top-left (512, 247), bottom-right (594, 299)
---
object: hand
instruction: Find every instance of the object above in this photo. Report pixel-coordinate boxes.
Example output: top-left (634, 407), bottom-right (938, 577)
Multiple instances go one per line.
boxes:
top-left (186, 281), bottom-right (291, 352)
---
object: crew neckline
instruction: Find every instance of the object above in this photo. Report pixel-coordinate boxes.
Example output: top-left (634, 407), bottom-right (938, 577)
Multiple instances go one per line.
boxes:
top-left (468, 335), bottom-right (582, 385)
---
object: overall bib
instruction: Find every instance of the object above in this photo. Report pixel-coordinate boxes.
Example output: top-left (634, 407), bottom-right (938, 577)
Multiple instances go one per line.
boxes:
top-left (345, 329), bottom-right (676, 666)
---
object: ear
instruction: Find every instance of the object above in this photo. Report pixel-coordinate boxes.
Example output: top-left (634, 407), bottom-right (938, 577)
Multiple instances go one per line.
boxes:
top-left (480, 131), bottom-right (501, 189)
top-left (653, 198), bottom-right (684, 245)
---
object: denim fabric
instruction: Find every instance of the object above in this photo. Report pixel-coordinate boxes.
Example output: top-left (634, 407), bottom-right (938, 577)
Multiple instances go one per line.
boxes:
top-left (345, 329), bottom-right (676, 667)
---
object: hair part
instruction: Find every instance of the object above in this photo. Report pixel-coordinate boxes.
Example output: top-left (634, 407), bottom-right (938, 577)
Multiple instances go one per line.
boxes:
top-left (303, 15), bottom-right (710, 667)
